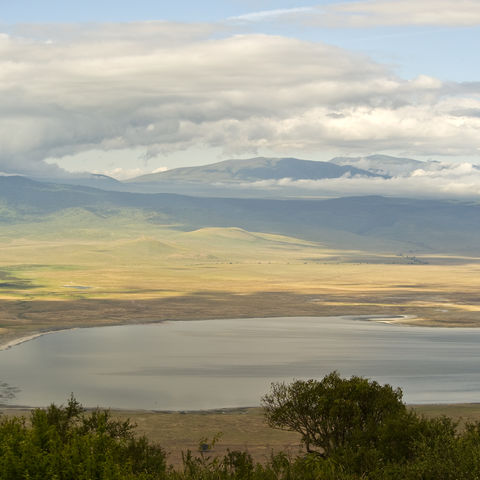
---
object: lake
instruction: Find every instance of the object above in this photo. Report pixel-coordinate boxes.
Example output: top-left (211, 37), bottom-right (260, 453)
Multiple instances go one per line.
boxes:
top-left (1, 316), bottom-right (480, 410)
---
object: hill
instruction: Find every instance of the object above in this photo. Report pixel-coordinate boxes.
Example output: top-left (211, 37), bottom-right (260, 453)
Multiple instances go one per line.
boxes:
top-left (32, 173), bottom-right (123, 190)
top-left (1, 176), bottom-right (480, 254)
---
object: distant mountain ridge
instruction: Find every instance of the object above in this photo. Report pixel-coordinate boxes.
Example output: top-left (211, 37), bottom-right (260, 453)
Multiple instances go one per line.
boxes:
top-left (23, 155), bottom-right (480, 200)
top-left (129, 154), bottom-right (480, 186)
top-left (32, 173), bottom-right (123, 190)
top-left (1, 175), bottom-right (480, 254)
top-left (127, 157), bottom-right (384, 184)
top-left (330, 155), bottom-right (437, 177)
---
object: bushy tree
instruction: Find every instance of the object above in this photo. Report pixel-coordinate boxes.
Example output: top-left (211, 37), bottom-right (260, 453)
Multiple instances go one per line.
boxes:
top-left (262, 372), bottom-right (407, 457)
top-left (0, 396), bottom-right (167, 480)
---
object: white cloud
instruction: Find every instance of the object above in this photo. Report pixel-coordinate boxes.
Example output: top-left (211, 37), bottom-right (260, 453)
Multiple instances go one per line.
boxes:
top-left (152, 166), bottom-right (169, 173)
top-left (325, 0), bottom-right (480, 27)
top-left (92, 167), bottom-right (148, 180)
top-left (234, 1), bottom-right (480, 28)
top-left (0, 22), bottom-right (479, 177)
top-left (234, 161), bottom-right (480, 199)
top-left (228, 7), bottom-right (313, 22)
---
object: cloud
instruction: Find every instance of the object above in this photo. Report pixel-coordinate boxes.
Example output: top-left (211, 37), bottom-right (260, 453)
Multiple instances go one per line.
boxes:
top-left (151, 166), bottom-right (169, 173)
top-left (92, 167), bottom-right (149, 180)
top-left (233, 1), bottom-right (480, 28)
top-left (0, 22), bottom-right (480, 176)
top-left (234, 162), bottom-right (480, 199)
top-left (324, 0), bottom-right (480, 27)
top-left (228, 7), bottom-right (313, 23)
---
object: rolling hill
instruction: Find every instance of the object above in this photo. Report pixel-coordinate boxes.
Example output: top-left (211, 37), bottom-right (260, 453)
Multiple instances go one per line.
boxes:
top-left (1, 176), bottom-right (480, 254)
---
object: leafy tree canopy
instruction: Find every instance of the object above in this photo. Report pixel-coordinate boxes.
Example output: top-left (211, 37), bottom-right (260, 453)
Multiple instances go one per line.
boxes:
top-left (262, 371), bottom-right (407, 456)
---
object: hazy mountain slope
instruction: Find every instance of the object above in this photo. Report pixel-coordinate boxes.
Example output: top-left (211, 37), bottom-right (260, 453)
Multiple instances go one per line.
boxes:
top-left (330, 154), bottom-right (437, 177)
top-left (128, 157), bottom-right (382, 184)
top-left (32, 174), bottom-right (123, 190)
top-left (124, 155), bottom-right (480, 199)
top-left (1, 176), bottom-right (480, 254)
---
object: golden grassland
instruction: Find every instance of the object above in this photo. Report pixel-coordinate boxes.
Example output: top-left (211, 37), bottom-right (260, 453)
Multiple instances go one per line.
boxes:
top-left (1, 217), bottom-right (480, 348)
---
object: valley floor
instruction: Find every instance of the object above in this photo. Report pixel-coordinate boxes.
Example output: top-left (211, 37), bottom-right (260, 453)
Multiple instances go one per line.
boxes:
top-left (1, 223), bottom-right (480, 348)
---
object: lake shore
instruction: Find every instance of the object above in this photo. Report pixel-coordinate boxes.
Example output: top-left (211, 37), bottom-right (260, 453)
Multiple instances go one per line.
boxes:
top-left (1, 289), bottom-right (479, 353)
top-left (0, 313), bottom-right (419, 352)
top-left (0, 330), bottom-right (68, 352)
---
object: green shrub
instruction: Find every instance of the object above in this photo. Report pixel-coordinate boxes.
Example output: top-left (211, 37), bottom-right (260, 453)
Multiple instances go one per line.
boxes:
top-left (0, 396), bottom-right (167, 480)
top-left (2, 376), bottom-right (480, 479)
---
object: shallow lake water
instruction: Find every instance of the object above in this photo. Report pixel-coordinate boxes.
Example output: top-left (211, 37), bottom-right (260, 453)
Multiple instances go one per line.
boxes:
top-left (1, 316), bottom-right (480, 409)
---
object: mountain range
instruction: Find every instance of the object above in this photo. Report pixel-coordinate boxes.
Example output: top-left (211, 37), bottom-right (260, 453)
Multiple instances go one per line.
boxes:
top-left (124, 155), bottom-right (389, 196)
top-left (27, 155), bottom-right (477, 200)
top-left (2, 174), bottom-right (479, 255)
top-left (128, 157), bottom-right (384, 184)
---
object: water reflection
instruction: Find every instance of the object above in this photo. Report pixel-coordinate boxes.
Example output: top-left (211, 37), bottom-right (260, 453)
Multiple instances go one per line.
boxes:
top-left (0, 316), bottom-right (479, 409)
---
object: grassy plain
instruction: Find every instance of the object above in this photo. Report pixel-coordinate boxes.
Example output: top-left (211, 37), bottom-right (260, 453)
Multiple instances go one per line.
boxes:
top-left (1, 210), bottom-right (480, 347)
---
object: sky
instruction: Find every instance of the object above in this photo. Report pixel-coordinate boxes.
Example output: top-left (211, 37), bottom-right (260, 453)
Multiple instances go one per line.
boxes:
top-left (1, 0), bottom-right (480, 184)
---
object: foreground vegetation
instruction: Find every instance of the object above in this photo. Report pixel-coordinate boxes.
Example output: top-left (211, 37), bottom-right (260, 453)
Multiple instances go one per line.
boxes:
top-left (2, 375), bottom-right (480, 479)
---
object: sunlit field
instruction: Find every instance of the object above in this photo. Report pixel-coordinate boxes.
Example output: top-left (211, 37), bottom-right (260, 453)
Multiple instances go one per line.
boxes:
top-left (1, 212), bottom-right (480, 348)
